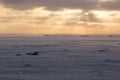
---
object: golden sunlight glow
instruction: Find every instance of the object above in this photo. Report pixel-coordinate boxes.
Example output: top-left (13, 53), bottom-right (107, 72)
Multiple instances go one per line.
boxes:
top-left (55, 9), bottom-right (82, 15)
top-left (31, 7), bottom-right (52, 17)
top-left (0, 4), bottom-right (120, 35)
top-left (93, 11), bottom-right (110, 18)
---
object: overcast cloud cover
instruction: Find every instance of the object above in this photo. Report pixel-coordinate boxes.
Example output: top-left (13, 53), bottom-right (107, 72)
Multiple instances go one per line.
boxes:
top-left (0, 0), bottom-right (120, 10)
top-left (0, 0), bottom-right (120, 34)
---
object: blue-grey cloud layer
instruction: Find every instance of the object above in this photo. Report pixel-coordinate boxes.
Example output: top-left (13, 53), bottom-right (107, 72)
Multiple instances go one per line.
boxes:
top-left (0, 0), bottom-right (98, 10)
top-left (0, 0), bottom-right (120, 10)
top-left (101, 0), bottom-right (120, 10)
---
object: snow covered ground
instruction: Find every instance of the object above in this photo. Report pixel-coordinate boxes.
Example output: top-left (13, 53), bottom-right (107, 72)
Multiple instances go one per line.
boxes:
top-left (0, 35), bottom-right (120, 80)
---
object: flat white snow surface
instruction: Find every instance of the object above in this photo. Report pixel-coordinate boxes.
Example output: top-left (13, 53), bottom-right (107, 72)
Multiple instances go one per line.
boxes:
top-left (0, 35), bottom-right (120, 80)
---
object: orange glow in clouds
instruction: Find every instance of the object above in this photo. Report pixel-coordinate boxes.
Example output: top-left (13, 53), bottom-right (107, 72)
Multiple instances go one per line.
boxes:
top-left (0, 4), bottom-right (120, 35)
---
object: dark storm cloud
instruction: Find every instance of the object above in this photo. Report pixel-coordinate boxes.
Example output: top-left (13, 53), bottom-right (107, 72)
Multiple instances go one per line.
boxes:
top-left (0, 0), bottom-right (99, 10)
top-left (100, 0), bottom-right (120, 10)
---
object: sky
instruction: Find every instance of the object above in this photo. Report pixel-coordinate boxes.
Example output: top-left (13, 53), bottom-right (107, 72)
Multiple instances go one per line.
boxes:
top-left (0, 0), bottom-right (120, 35)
